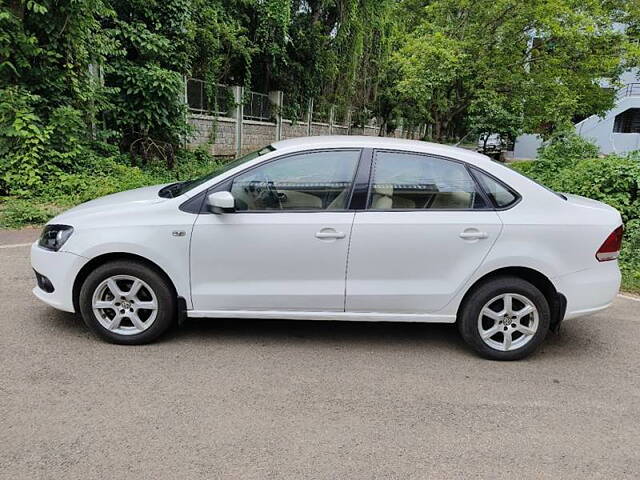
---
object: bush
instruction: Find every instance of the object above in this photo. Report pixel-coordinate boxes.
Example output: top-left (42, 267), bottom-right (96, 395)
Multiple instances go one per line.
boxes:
top-left (0, 198), bottom-right (62, 229)
top-left (0, 146), bottom-right (223, 227)
top-left (537, 131), bottom-right (601, 164)
top-left (521, 131), bottom-right (601, 187)
top-left (558, 156), bottom-right (640, 222)
top-left (512, 157), bottom-right (640, 221)
top-left (620, 220), bottom-right (640, 293)
top-left (0, 87), bottom-right (92, 196)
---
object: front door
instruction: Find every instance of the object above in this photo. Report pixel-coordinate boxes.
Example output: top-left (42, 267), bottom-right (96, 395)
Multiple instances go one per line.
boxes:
top-left (346, 150), bottom-right (503, 314)
top-left (190, 149), bottom-right (362, 312)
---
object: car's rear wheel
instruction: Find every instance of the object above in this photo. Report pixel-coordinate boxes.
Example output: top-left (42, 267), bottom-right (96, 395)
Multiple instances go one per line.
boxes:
top-left (79, 260), bottom-right (176, 344)
top-left (458, 276), bottom-right (550, 360)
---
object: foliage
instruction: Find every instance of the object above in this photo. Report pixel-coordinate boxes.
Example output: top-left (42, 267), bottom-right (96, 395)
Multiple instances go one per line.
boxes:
top-left (558, 157), bottom-right (640, 222)
top-left (467, 92), bottom-right (523, 143)
top-left (619, 219), bottom-right (640, 293)
top-left (388, 0), bottom-right (633, 142)
top-left (512, 140), bottom-right (640, 222)
top-left (521, 131), bottom-right (602, 186)
top-left (104, 0), bottom-right (193, 159)
top-left (0, 87), bottom-right (91, 196)
top-left (0, 147), bottom-right (221, 227)
top-left (3, 0), bottom-right (639, 159)
top-left (537, 131), bottom-right (601, 164)
top-left (0, 197), bottom-right (59, 228)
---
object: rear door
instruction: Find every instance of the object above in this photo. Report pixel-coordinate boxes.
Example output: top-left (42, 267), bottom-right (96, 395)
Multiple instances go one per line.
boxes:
top-left (345, 150), bottom-right (503, 314)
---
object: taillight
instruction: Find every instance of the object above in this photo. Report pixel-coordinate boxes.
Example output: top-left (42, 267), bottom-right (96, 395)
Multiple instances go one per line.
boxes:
top-left (596, 225), bottom-right (624, 262)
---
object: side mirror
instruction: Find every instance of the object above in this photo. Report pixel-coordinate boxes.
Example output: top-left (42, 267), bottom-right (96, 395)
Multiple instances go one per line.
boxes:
top-left (207, 191), bottom-right (235, 214)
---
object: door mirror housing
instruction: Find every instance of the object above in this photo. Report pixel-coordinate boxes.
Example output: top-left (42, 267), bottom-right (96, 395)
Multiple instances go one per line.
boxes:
top-left (207, 191), bottom-right (235, 214)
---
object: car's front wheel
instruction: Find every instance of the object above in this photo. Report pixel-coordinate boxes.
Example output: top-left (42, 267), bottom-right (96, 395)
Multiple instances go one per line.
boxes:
top-left (458, 276), bottom-right (550, 360)
top-left (79, 260), bottom-right (176, 344)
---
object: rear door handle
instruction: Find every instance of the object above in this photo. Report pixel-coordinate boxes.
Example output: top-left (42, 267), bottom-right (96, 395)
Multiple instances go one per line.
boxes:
top-left (315, 229), bottom-right (346, 240)
top-left (459, 230), bottom-right (488, 240)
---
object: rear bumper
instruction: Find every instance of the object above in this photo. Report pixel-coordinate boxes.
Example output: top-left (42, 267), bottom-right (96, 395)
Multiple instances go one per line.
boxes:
top-left (553, 262), bottom-right (621, 320)
top-left (30, 243), bottom-right (88, 313)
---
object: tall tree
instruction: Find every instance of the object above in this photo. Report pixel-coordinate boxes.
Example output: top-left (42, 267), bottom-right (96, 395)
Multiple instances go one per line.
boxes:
top-left (388, 0), bottom-right (631, 141)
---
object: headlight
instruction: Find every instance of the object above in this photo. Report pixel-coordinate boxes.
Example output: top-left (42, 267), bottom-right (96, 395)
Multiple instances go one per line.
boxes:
top-left (38, 225), bottom-right (74, 251)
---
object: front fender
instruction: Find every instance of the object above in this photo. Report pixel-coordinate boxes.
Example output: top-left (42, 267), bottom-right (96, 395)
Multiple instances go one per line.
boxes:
top-left (62, 225), bottom-right (193, 308)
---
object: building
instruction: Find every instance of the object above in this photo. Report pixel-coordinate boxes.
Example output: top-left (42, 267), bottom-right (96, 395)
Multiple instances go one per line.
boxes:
top-left (514, 69), bottom-right (640, 159)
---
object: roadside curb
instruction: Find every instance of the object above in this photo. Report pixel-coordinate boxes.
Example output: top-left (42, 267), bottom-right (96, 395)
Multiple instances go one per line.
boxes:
top-left (618, 293), bottom-right (640, 302)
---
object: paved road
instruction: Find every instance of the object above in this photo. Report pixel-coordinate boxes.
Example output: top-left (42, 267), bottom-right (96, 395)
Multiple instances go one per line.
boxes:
top-left (1, 232), bottom-right (639, 479)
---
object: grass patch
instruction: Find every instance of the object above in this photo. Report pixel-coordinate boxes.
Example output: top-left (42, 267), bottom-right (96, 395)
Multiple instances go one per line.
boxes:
top-left (0, 148), bottom-right (224, 229)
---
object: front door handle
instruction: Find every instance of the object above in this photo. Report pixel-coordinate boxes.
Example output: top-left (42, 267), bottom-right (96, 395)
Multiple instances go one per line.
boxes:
top-left (315, 229), bottom-right (346, 240)
top-left (459, 230), bottom-right (488, 240)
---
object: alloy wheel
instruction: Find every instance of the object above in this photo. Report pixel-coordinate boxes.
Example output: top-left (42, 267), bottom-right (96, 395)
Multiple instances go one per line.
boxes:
top-left (477, 293), bottom-right (539, 352)
top-left (91, 275), bottom-right (158, 335)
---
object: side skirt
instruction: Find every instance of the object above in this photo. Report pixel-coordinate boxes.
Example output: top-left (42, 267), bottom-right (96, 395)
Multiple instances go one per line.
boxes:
top-left (186, 309), bottom-right (456, 323)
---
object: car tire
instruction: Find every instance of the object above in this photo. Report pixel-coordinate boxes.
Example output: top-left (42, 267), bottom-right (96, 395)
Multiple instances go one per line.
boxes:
top-left (79, 260), bottom-right (176, 345)
top-left (457, 276), bottom-right (550, 360)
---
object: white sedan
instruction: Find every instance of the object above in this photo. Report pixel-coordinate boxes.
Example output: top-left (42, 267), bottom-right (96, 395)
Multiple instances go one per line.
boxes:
top-left (31, 136), bottom-right (623, 360)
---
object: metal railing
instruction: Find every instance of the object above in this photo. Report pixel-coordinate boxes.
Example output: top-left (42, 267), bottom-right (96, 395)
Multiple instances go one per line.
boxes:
top-left (332, 104), bottom-right (349, 127)
top-left (186, 78), bottom-right (371, 128)
top-left (619, 83), bottom-right (640, 98)
top-left (312, 102), bottom-right (331, 124)
top-left (186, 79), bottom-right (232, 116)
top-left (244, 91), bottom-right (273, 122)
top-left (185, 78), bottom-right (386, 133)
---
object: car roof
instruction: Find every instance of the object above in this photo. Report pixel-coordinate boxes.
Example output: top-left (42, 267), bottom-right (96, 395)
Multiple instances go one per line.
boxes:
top-left (272, 135), bottom-right (489, 165)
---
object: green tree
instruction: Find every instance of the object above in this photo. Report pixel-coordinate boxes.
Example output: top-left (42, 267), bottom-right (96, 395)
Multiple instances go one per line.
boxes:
top-left (104, 0), bottom-right (193, 166)
top-left (389, 0), bottom-right (631, 142)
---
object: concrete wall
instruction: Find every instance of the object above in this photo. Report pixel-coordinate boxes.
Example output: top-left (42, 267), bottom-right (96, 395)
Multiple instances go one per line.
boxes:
top-left (574, 94), bottom-right (640, 155)
top-left (513, 134), bottom-right (543, 160)
top-left (188, 113), bottom-right (418, 157)
top-left (188, 114), bottom-right (237, 156)
top-left (282, 120), bottom-right (308, 140)
top-left (350, 126), bottom-right (379, 136)
top-left (310, 123), bottom-right (331, 136)
top-left (241, 120), bottom-right (277, 155)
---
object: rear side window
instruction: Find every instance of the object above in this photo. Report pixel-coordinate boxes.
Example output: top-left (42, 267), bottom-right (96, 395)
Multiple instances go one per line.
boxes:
top-left (473, 169), bottom-right (518, 208)
top-left (369, 151), bottom-right (487, 210)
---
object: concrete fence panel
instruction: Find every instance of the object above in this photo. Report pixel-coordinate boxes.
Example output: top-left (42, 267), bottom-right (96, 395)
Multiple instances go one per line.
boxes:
top-left (185, 83), bottom-right (418, 157)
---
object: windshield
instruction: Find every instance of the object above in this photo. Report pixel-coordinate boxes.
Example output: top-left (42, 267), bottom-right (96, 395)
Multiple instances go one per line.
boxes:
top-left (159, 145), bottom-right (275, 198)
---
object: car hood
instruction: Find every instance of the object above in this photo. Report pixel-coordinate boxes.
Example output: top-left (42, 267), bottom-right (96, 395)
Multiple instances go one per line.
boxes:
top-left (49, 184), bottom-right (171, 224)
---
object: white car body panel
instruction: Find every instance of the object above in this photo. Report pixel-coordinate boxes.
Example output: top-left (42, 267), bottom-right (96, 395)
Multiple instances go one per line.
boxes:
top-left (345, 210), bottom-right (502, 313)
top-left (52, 187), bottom-right (196, 309)
top-left (30, 243), bottom-right (88, 312)
top-left (190, 211), bottom-right (355, 311)
top-left (30, 136), bottom-right (622, 328)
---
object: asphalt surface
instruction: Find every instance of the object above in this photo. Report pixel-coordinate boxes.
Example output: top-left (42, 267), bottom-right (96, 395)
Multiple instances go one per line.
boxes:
top-left (1, 230), bottom-right (639, 479)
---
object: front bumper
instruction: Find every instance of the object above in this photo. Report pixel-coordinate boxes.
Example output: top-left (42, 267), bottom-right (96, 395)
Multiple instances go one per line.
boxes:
top-left (30, 242), bottom-right (88, 313)
top-left (554, 261), bottom-right (621, 320)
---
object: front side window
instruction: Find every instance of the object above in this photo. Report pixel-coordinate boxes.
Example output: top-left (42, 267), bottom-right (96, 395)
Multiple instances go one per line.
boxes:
top-left (369, 151), bottom-right (486, 210)
top-left (230, 150), bottom-right (360, 211)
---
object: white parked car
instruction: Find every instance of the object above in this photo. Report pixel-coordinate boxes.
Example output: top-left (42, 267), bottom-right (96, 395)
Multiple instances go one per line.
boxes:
top-left (477, 133), bottom-right (507, 160)
top-left (31, 136), bottom-right (623, 360)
